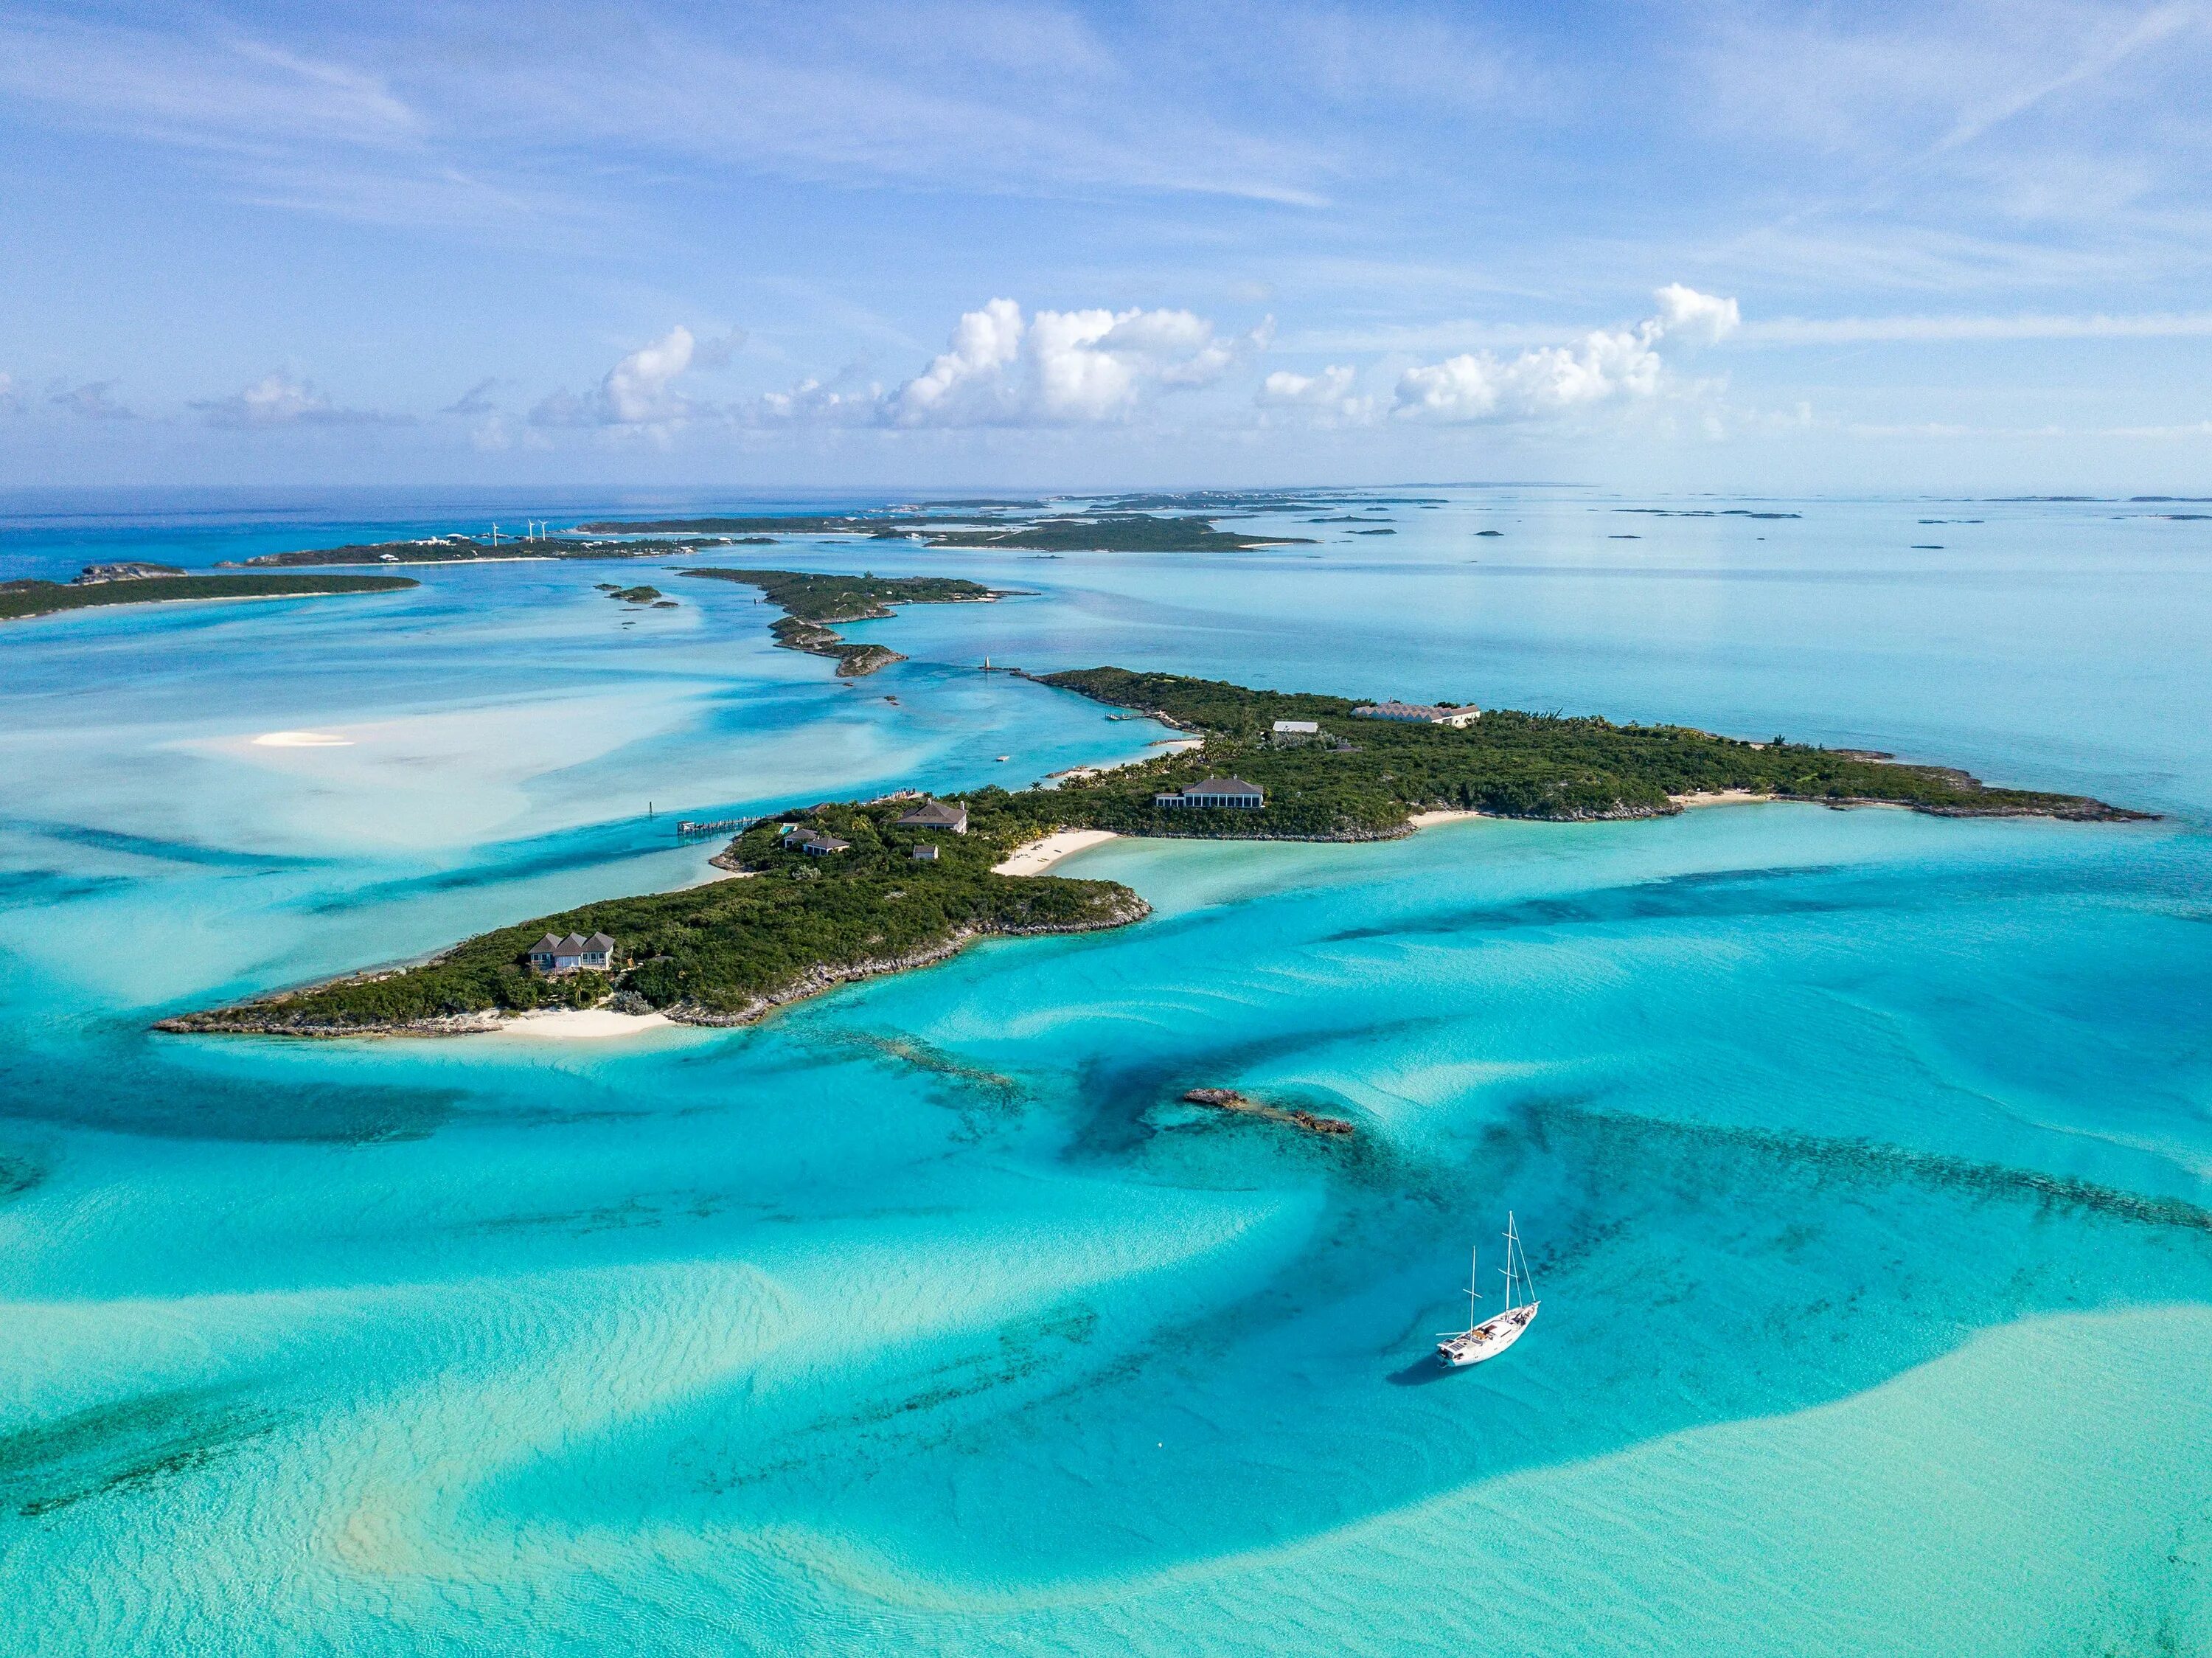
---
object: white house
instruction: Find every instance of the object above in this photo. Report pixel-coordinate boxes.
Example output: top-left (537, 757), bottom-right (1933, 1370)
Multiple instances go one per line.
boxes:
top-left (910, 844), bottom-right (940, 861)
top-left (1352, 701), bottom-right (1481, 727)
top-left (528, 932), bottom-right (616, 972)
top-left (1272, 720), bottom-right (1318, 735)
top-left (1155, 777), bottom-right (1265, 810)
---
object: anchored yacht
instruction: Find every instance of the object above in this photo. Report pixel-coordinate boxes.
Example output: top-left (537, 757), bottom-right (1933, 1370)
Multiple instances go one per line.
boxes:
top-left (1437, 1213), bottom-right (1539, 1368)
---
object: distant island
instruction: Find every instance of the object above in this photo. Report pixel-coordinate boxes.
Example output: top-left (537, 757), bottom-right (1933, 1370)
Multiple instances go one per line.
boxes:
top-left (582, 512), bottom-right (1308, 553)
top-left (159, 653), bottom-right (2140, 1038)
top-left (682, 567), bottom-right (1021, 675)
top-left (1, 569), bottom-right (419, 622)
top-left (225, 533), bottom-right (726, 568)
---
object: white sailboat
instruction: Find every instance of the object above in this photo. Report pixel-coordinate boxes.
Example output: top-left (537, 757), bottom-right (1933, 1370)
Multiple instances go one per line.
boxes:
top-left (1436, 1212), bottom-right (1539, 1368)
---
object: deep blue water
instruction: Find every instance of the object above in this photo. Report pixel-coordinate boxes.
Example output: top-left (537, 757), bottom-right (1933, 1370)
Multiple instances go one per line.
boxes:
top-left (2, 489), bottom-right (2210, 1655)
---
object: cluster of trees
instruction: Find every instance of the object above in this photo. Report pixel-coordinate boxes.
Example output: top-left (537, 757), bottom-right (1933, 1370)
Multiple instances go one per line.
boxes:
top-left (1018, 668), bottom-right (2125, 835)
top-left (184, 797), bottom-right (1139, 1030)
top-left (679, 568), bottom-right (1007, 622)
top-left (0, 574), bottom-right (417, 622)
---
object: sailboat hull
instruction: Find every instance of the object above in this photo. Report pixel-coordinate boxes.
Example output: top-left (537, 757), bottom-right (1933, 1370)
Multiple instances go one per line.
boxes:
top-left (1436, 1301), bottom-right (1539, 1367)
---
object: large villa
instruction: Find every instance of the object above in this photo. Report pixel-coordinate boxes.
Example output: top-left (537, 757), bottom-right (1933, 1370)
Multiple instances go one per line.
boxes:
top-left (1155, 777), bottom-right (1265, 810)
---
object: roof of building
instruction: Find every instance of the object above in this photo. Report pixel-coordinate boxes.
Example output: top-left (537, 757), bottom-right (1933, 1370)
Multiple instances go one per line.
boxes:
top-left (804, 833), bottom-right (852, 851)
top-left (1272, 719), bottom-right (1319, 732)
top-left (896, 799), bottom-right (968, 825)
top-left (532, 932), bottom-right (615, 954)
top-left (1183, 777), bottom-right (1263, 795)
top-left (1352, 701), bottom-right (1480, 722)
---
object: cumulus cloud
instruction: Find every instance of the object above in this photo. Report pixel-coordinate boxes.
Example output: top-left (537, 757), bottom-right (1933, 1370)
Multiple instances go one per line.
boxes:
top-left (49, 378), bottom-right (133, 419)
top-left (1256, 363), bottom-right (1376, 425)
top-left (1394, 284), bottom-right (1739, 424)
top-left (887, 298), bottom-right (1265, 426)
top-left (191, 370), bottom-right (411, 428)
top-left (532, 325), bottom-right (745, 431)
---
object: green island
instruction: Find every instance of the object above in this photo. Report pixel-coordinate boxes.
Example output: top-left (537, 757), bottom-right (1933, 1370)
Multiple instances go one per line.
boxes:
top-left (995, 667), bottom-right (2142, 836)
top-left (156, 795), bottom-right (1149, 1036)
top-left (583, 512), bottom-right (1307, 553)
top-left (681, 567), bottom-right (1019, 676)
top-left (159, 656), bottom-right (2140, 1038)
top-left (1, 572), bottom-right (419, 623)
top-left (229, 535), bottom-right (727, 568)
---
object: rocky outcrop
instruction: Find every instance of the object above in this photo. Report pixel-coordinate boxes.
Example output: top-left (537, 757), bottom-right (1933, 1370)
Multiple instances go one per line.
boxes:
top-left (1181, 1087), bottom-right (1355, 1138)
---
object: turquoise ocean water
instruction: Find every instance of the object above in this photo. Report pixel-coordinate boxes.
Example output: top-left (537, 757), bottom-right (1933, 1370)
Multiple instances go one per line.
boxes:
top-left (3, 489), bottom-right (2211, 1654)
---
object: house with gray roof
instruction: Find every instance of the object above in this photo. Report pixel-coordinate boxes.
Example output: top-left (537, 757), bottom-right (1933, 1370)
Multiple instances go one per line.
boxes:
top-left (1155, 777), bottom-right (1265, 810)
top-left (896, 799), bottom-right (970, 834)
top-left (528, 932), bottom-right (616, 972)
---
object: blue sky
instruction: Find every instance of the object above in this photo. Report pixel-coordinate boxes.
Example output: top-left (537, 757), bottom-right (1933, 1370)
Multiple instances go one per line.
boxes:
top-left (3, 0), bottom-right (2208, 491)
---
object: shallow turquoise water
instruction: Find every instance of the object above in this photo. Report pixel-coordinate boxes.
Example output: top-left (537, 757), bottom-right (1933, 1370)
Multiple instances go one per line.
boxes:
top-left (3, 490), bottom-right (2211, 1654)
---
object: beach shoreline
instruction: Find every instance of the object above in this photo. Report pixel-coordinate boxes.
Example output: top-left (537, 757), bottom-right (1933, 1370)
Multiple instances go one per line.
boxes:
top-left (490, 1007), bottom-right (678, 1040)
top-left (992, 828), bottom-right (1121, 875)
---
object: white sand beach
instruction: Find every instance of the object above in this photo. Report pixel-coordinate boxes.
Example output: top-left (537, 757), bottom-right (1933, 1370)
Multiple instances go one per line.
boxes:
top-left (1409, 809), bottom-right (1485, 828)
top-left (1670, 790), bottom-right (1780, 808)
top-left (992, 828), bottom-right (1120, 875)
top-left (494, 1007), bottom-right (675, 1040)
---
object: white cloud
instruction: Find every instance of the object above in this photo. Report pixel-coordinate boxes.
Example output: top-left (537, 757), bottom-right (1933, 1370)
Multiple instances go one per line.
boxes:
top-left (49, 379), bottom-right (135, 420)
top-left (1394, 284), bottom-right (1737, 424)
top-left (891, 298), bottom-right (1025, 424)
top-left (1256, 364), bottom-right (1376, 425)
top-left (530, 325), bottom-right (743, 431)
top-left (886, 299), bottom-right (1262, 427)
top-left (192, 370), bottom-right (409, 428)
top-left (1652, 282), bottom-right (1741, 346)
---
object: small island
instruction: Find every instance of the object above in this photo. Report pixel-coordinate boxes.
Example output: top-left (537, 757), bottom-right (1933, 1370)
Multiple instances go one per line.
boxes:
top-left (681, 567), bottom-right (1020, 676)
top-left (159, 794), bottom-right (1148, 1036)
top-left (159, 656), bottom-right (2141, 1039)
top-left (1, 569), bottom-right (419, 623)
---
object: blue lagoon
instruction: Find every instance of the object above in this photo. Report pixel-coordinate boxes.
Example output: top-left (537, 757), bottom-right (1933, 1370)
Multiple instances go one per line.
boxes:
top-left (3, 489), bottom-right (2210, 1655)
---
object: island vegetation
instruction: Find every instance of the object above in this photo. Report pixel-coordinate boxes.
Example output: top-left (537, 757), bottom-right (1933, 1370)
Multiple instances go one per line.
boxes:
top-left (681, 566), bottom-right (1018, 676)
top-left (158, 794), bottom-right (1147, 1036)
top-left (582, 510), bottom-right (1309, 553)
top-left (1, 572), bottom-right (419, 623)
top-left (998, 667), bottom-right (2142, 837)
top-left (159, 654), bottom-right (2140, 1040)
top-left (230, 535), bottom-right (727, 567)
